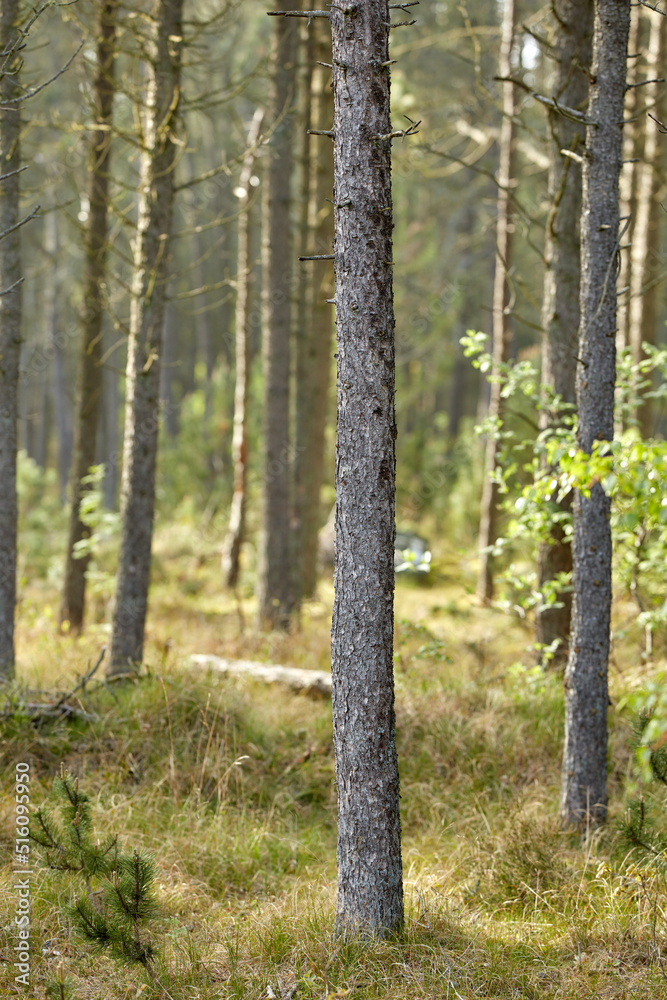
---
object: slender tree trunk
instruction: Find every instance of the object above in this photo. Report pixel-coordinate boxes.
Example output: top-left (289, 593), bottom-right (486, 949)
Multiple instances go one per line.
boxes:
top-left (616, 6), bottom-right (641, 360)
top-left (44, 213), bottom-right (72, 502)
top-left (291, 16), bottom-right (315, 607)
top-left (629, 12), bottom-right (664, 437)
top-left (561, 0), bottom-right (630, 831)
top-left (0, 0), bottom-right (22, 680)
top-left (101, 326), bottom-right (119, 509)
top-left (108, 0), bottom-right (184, 674)
top-left (160, 297), bottom-right (179, 438)
top-left (222, 108), bottom-right (264, 588)
top-left (295, 20), bottom-right (335, 601)
top-left (477, 0), bottom-right (517, 603)
top-left (535, 0), bottom-right (594, 666)
top-left (61, 0), bottom-right (117, 630)
top-left (257, 7), bottom-right (298, 629)
top-left (329, 0), bottom-right (403, 936)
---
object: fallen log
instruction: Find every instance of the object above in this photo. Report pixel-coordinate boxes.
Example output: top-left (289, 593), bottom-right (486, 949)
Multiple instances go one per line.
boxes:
top-left (189, 655), bottom-right (332, 697)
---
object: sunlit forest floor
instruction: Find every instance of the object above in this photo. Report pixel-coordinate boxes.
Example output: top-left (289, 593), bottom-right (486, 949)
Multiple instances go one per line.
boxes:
top-left (2, 521), bottom-right (667, 999)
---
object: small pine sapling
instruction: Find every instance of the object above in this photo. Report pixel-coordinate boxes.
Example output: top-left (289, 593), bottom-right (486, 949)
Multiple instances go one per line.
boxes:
top-left (32, 766), bottom-right (161, 979)
top-left (45, 961), bottom-right (77, 1000)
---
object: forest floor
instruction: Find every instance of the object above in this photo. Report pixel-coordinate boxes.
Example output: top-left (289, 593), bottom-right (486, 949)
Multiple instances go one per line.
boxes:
top-left (2, 525), bottom-right (667, 999)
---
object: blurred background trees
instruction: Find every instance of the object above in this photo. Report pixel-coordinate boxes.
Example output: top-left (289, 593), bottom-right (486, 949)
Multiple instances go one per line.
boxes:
top-left (2, 0), bottom-right (666, 686)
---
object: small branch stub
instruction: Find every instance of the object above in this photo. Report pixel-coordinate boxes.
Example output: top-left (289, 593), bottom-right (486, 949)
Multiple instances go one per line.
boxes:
top-left (299, 253), bottom-right (335, 260)
top-left (374, 115), bottom-right (420, 141)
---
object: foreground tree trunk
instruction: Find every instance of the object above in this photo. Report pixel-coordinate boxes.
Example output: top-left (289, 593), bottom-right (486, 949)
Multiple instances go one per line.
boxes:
top-left (294, 19), bottom-right (335, 601)
top-left (221, 108), bottom-right (264, 589)
top-left (561, 0), bottom-right (630, 830)
top-left (629, 12), bottom-right (664, 436)
top-left (257, 6), bottom-right (298, 629)
top-left (329, 0), bottom-right (403, 935)
top-left (477, 0), bottom-right (517, 603)
top-left (108, 0), bottom-right (184, 674)
top-left (535, 0), bottom-right (594, 666)
top-left (0, 0), bottom-right (22, 680)
top-left (61, 0), bottom-right (117, 631)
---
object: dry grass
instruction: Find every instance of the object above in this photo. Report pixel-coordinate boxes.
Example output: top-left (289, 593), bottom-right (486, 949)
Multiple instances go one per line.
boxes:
top-left (2, 523), bottom-right (667, 998)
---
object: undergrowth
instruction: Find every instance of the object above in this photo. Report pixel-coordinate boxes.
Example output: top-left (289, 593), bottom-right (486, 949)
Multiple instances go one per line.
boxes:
top-left (2, 528), bottom-right (667, 998)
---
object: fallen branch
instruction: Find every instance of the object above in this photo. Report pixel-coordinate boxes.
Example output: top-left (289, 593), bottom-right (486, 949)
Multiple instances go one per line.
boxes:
top-left (189, 655), bottom-right (332, 697)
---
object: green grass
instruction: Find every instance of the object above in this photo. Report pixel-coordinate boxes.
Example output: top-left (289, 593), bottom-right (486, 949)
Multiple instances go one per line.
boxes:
top-left (2, 527), bottom-right (667, 998)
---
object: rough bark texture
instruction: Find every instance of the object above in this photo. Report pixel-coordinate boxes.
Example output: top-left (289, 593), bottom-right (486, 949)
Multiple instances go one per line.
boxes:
top-left (477, 0), bottom-right (517, 603)
top-left (0, 0), bottom-right (22, 680)
top-left (629, 12), bottom-right (664, 436)
top-left (61, 0), bottom-right (116, 631)
top-left (330, 0), bottom-right (403, 935)
top-left (257, 8), bottom-right (298, 629)
top-left (295, 19), bottom-right (335, 601)
top-left (535, 0), bottom-right (594, 666)
top-left (561, 0), bottom-right (629, 830)
top-left (108, 0), bottom-right (184, 673)
top-left (222, 108), bottom-right (264, 589)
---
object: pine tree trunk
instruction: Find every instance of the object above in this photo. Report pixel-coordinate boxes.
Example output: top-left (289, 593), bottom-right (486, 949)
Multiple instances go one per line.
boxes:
top-left (477, 0), bottom-right (517, 603)
top-left (61, 3), bottom-right (117, 629)
top-left (535, 0), bottom-right (594, 666)
top-left (108, 0), bottom-right (184, 674)
top-left (629, 12), bottom-right (664, 437)
top-left (101, 327), bottom-right (119, 510)
top-left (0, 0), bottom-right (22, 680)
top-left (561, 0), bottom-right (630, 831)
top-left (329, 0), bottom-right (403, 936)
top-left (222, 108), bottom-right (264, 589)
top-left (294, 19), bottom-right (335, 601)
top-left (257, 7), bottom-right (298, 629)
top-left (44, 213), bottom-right (72, 503)
top-left (616, 6), bottom-right (641, 361)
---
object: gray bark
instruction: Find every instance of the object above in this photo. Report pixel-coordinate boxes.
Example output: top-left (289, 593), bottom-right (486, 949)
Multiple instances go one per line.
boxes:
top-left (45, 213), bottom-right (72, 503)
top-left (0, 0), bottom-right (22, 680)
top-left (561, 0), bottom-right (630, 830)
top-left (256, 8), bottom-right (298, 629)
top-left (294, 19), bottom-right (335, 601)
top-left (108, 0), bottom-right (184, 674)
top-left (477, 0), bottom-right (517, 603)
top-left (629, 12), bottom-right (664, 437)
top-left (330, 0), bottom-right (403, 935)
top-left (101, 327), bottom-right (119, 510)
top-left (61, 0), bottom-right (116, 630)
top-left (221, 108), bottom-right (264, 589)
top-left (535, 0), bottom-right (594, 666)
top-left (616, 6), bottom-right (641, 360)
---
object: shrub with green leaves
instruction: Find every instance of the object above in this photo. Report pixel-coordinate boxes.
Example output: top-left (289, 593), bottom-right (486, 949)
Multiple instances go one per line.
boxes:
top-left (464, 333), bottom-right (667, 654)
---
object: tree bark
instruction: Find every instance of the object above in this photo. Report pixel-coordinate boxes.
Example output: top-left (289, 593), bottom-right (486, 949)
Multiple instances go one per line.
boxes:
top-left (561, 0), bottom-right (630, 831)
top-left (0, 0), bottom-right (22, 680)
top-left (61, 0), bottom-right (117, 631)
top-left (256, 7), bottom-right (298, 629)
top-left (535, 0), bottom-right (594, 666)
top-left (477, 0), bottom-right (517, 603)
top-left (330, 0), bottom-right (403, 935)
top-left (221, 108), bottom-right (264, 589)
top-left (44, 213), bottom-right (72, 503)
top-left (294, 19), bottom-right (335, 601)
top-left (616, 5), bottom-right (641, 361)
top-left (108, 0), bottom-right (184, 674)
top-left (629, 12), bottom-right (664, 437)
